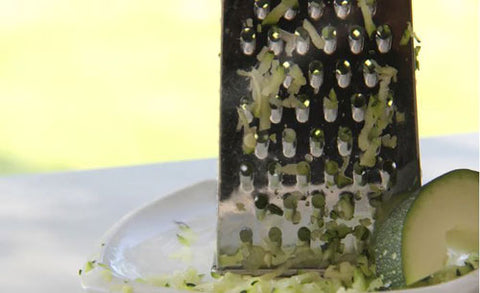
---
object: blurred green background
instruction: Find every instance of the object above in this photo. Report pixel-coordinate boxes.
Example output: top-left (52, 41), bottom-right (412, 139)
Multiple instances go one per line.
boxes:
top-left (0, 0), bottom-right (478, 175)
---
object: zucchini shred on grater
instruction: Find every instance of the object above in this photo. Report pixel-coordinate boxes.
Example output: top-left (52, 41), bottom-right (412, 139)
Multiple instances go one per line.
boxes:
top-left (215, 0), bottom-right (421, 274)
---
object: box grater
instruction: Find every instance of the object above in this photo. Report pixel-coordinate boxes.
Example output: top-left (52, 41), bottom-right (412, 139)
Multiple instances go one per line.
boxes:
top-left (215, 0), bottom-right (421, 274)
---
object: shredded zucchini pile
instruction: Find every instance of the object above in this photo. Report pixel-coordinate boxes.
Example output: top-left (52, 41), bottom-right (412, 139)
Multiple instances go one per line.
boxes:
top-left (80, 221), bottom-right (478, 293)
top-left (130, 262), bottom-right (382, 293)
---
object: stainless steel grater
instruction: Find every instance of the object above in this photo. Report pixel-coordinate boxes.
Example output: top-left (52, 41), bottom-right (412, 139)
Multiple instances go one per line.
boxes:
top-left (215, 0), bottom-right (421, 274)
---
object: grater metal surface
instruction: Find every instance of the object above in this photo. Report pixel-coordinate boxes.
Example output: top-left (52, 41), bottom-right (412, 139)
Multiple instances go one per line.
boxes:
top-left (215, 0), bottom-right (421, 274)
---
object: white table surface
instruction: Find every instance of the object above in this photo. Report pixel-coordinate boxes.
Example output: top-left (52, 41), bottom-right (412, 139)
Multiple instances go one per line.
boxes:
top-left (0, 133), bottom-right (478, 293)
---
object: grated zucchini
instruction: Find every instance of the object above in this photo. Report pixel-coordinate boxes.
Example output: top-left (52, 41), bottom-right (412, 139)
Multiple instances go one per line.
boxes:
top-left (302, 19), bottom-right (325, 49)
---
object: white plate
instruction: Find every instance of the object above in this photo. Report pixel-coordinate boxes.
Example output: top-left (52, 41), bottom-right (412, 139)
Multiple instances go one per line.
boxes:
top-left (80, 180), bottom-right (478, 293)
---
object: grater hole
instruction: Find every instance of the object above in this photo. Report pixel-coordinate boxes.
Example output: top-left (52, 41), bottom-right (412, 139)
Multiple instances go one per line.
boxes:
top-left (254, 193), bottom-right (269, 209)
top-left (380, 159), bottom-right (397, 189)
top-left (324, 159), bottom-right (339, 185)
top-left (353, 161), bottom-right (367, 186)
top-left (348, 25), bottom-right (365, 54)
top-left (308, 0), bottom-right (326, 21)
top-left (334, 0), bottom-right (352, 20)
top-left (268, 26), bottom-right (284, 56)
top-left (308, 60), bottom-right (324, 94)
top-left (311, 190), bottom-right (326, 209)
top-left (254, 0), bottom-right (270, 20)
top-left (267, 161), bottom-right (282, 190)
top-left (351, 93), bottom-right (367, 122)
top-left (269, 95), bottom-right (284, 124)
top-left (384, 90), bottom-right (395, 118)
top-left (297, 227), bottom-right (312, 244)
top-left (239, 161), bottom-right (254, 192)
top-left (295, 27), bottom-right (310, 55)
top-left (321, 25), bottom-right (337, 55)
top-left (310, 128), bottom-right (325, 157)
top-left (282, 192), bottom-right (297, 209)
top-left (254, 192), bottom-right (269, 220)
top-left (295, 94), bottom-right (310, 123)
top-left (239, 227), bottom-right (253, 244)
top-left (335, 60), bottom-right (352, 88)
top-left (255, 130), bottom-right (270, 159)
top-left (283, 192), bottom-right (301, 224)
top-left (268, 227), bottom-right (282, 245)
top-left (282, 61), bottom-right (294, 89)
top-left (365, 169), bottom-right (382, 185)
top-left (240, 96), bottom-right (254, 123)
top-left (284, 6), bottom-right (298, 21)
top-left (296, 161), bottom-right (311, 188)
top-left (363, 59), bottom-right (378, 88)
top-left (324, 89), bottom-right (339, 123)
top-left (337, 126), bottom-right (353, 157)
top-left (240, 26), bottom-right (256, 56)
top-left (376, 24), bottom-right (393, 53)
top-left (282, 128), bottom-right (297, 158)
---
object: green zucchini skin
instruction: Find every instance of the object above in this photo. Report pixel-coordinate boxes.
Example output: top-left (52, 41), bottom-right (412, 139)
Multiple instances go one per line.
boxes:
top-left (373, 169), bottom-right (479, 289)
top-left (374, 193), bottom-right (415, 288)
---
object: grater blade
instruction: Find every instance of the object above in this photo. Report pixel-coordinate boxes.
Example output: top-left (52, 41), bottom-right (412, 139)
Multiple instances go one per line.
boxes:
top-left (215, 0), bottom-right (421, 274)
